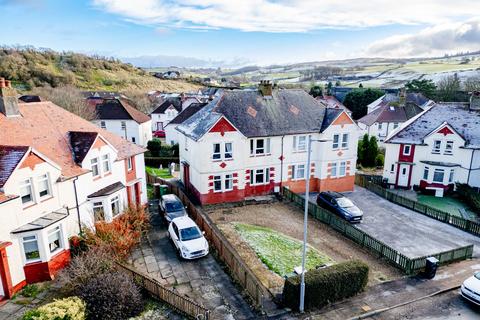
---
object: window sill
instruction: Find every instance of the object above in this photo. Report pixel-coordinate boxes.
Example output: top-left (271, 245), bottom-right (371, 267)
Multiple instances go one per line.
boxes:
top-left (104, 172), bottom-right (112, 177)
top-left (22, 202), bottom-right (37, 210)
top-left (93, 176), bottom-right (101, 181)
top-left (249, 153), bottom-right (271, 158)
top-left (40, 196), bottom-right (53, 203)
top-left (24, 259), bottom-right (43, 266)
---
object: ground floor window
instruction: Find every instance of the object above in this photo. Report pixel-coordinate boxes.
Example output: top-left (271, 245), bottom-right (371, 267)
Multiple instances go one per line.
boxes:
top-left (224, 174), bottom-right (233, 191)
top-left (339, 161), bottom-right (346, 176)
top-left (213, 175), bottom-right (222, 192)
top-left (48, 226), bottom-right (63, 254)
top-left (292, 164), bottom-right (305, 180)
top-left (111, 195), bottom-right (121, 216)
top-left (23, 235), bottom-right (40, 262)
top-left (449, 169), bottom-right (455, 183)
top-left (250, 168), bottom-right (270, 185)
top-left (331, 162), bottom-right (338, 177)
top-left (433, 169), bottom-right (445, 183)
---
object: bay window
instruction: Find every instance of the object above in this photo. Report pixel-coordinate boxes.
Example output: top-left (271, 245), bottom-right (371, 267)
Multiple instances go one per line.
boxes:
top-left (23, 235), bottom-right (40, 262)
top-left (37, 174), bottom-right (51, 198)
top-left (433, 169), bottom-right (445, 183)
top-left (111, 195), bottom-right (120, 216)
top-left (93, 201), bottom-right (105, 221)
top-left (48, 226), bottom-right (63, 254)
top-left (20, 178), bottom-right (34, 205)
top-left (250, 168), bottom-right (270, 185)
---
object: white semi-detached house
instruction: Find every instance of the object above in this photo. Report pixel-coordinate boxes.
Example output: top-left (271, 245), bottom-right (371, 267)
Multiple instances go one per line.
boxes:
top-left (91, 98), bottom-right (152, 147)
top-left (0, 78), bottom-right (147, 301)
top-left (176, 82), bottom-right (360, 205)
top-left (383, 95), bottom-right (480, 197)
top-left (150, 98), bottom-right (183, 132)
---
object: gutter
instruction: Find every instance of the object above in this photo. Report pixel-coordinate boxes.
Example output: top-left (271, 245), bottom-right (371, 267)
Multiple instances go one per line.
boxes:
top-left (467, 149), bottom-right (475, 185)
top-left (72, 177), bottom-right (83, 235)
top-left (279, 135), bottom-right (285, 190)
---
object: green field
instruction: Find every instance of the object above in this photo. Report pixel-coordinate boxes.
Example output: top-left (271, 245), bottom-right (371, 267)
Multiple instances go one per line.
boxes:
top-left (234, 223), bottom-right (333, 277)
top-left (146, 166), bottom-right (173, 179)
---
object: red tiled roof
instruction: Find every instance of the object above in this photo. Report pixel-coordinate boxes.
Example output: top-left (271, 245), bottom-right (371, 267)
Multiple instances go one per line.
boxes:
top-left (0, 101), bottom-right (145, 179)
top-left (0, 192), bottom-right (17, 204)
top-left (120, 99), bottom-right (151, 124)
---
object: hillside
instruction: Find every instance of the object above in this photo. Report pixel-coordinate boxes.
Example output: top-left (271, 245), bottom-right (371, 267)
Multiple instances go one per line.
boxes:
top-left (0, 47), bottom-right (200, 92)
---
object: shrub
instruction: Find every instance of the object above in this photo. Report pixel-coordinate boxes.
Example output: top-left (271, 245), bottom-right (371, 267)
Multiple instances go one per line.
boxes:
top-left (147, 139), bottom-right (162, 157)
top-left (78, 271), bottom-right (143, 320)
top-left (21, 284), bottom-right (40, 298)
top-left (282, 260), bottom-right (369, 310)
top-left (375, 154), bottom-right (384, 167)
top-left (456, 183), bottom-right (480, 212)
top-left (22, 296), bottom-right (86, 320)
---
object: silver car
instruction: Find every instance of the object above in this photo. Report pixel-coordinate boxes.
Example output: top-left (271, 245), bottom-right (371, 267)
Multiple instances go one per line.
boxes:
top-left (159, 194), bottom-right (187, 223)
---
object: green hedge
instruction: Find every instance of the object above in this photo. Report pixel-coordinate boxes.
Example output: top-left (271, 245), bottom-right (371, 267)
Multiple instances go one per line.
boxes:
top-left (144, 157), bottom-right (179, 168)
top-left (456, 183), bottom-right (480, 212)
top-left (282, 260), bottom-right (369, 310)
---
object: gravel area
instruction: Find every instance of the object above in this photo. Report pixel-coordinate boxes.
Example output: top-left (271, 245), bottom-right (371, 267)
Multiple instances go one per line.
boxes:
top-left (208, 201), bottom-right (403, 287)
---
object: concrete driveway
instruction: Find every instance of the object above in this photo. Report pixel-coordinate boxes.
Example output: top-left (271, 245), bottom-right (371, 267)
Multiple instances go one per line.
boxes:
top-left (308, 186), bottom-right (480, 258)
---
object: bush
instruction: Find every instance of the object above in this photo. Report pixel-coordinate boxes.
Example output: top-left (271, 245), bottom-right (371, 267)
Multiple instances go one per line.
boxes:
top-left (375, 154), bottom-right (384, 167)
top-left (147, 139), bottom-right (162, 157)
top-left (456, 183), bottom-right (480, 212)
top-left (282, 260), bottom-right (369, 310)
top-left (21, 284), bottom-right (40, 298)
top-left (22, 296), bottom-right (86, 320)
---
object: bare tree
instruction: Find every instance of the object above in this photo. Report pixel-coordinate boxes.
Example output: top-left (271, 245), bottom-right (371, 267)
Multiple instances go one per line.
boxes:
top-left (30, 85), bottom-right (97, 120)
top-left (464, 76), bottom-right (480, 92)
top-left (122, 89), bottom-right (154, 113)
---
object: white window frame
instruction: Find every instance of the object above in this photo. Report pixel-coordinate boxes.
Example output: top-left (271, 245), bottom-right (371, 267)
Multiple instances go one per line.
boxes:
top-left (250, 168), bottom-right (270, 185)
top-left (121, 121), bottom-right (126, 130)
top-left (20, 178), bottom-right (35, 206)
top-left (292, 164), bottom-right (306, 180)
top-left (213, 175), bottom-right (222, 192)
top-left (433, 169), bottom-right (445, 183)
top-left (100, 121), bottom-right (106, 129)
top-left (93, 201), bottom-right (105, 221)
top-left (127, 157), bottom-right (133, 171)
top-left (224, 174), bottom-right (234, 191)
top-left (22, 235), bottom-right (41, 263)
top-left (293, 135), bottom-right (307, 152)
top-left (212, 143), bottom-right (221, 160)
top-left (250, 138), bottom-right (270, 156)
top-left (378, 123), bottom-right (383, 130)
top-left (37, 173), bottom-right (51, 199)
top-left (403, 145), bottom-right (411, 156)
top-left (332, 134), bottom-right (340, 150)
top-left (224, 142), bottom-right (233, 159)
top-left (331, 162), bottom-right (338, 177)
top-left (111, 195), bottom-right (121, 217)
top-left (423, 166), bottom-right (429, 180)
top-left (444, 141), bottom-right (453, 155)
top-left (339, 161), bottom-right (346, 177)
top-left (47, 226), bottom-right (63, 255)
top-left (393, 123), bottom-right (399, 129)
top-left (91, 157), bottom-right (100, 177)
top-left (341, 134), bottom-right (349, 149)
top-left (432, 140), bottom-right (441, 154)
top-left (101, 154), bottom-right (111, 174)
top-left (449, 169), bottom-right (455, 183)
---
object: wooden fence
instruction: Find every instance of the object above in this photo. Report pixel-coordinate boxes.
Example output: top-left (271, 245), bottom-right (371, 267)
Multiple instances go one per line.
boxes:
top-left (117, 263), bottom-right (210, 320)
top-left (355, 174), bottom-right (480, 237)
top-left (147, 174), bottom-right (270, 309)
top-left (282, 187), bottom-right (474, 274)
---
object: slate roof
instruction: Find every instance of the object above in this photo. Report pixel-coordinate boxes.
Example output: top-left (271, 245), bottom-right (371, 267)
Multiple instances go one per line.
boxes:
top-left (0, 101), bottom-right (145, 179)
top-left (358, 104), bottom-right (424, 126)
top-left (168, 103), bottom-right (208, 125)
top-left (87, 181), bottom-right (125, 198)
top-left (151, 98), bottom-right (182, 114)
top-left (0, 145), bottom-right (29, 188)
top-left (82, 91), bottom-right (121, 99)
top-left (95, 99), bottom-right (150, 124)
top-left (386, 103), bottom-right (480, 148)
top-left (69, 132), bottom-right (98, 164)
top-left (177, 89), bottom-right (339, 140)
top-left (317, 95), bottom-right (351, 113)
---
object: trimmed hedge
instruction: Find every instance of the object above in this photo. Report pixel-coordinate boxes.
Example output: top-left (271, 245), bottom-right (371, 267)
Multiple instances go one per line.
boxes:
top-left (282, 260), bottom-right (369, 310)
top-left (144, 156), bottom-right (179, 168)
top-left (456, 183), bottom-right (480, 212)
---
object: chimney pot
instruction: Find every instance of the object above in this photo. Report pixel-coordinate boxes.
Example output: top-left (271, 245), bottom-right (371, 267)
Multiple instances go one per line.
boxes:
top-left (259, 80), bottom-right (273, 97)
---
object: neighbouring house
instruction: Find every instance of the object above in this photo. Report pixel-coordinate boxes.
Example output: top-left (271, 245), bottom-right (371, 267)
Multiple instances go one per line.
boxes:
top-left (150, 98), bottom-right (183, 132)
top-left (153, 71), bottom-right (180, 79)
top-left (176, 81), bottom-right (360, 205)
top-left (316, 95), bottom-right (352, 115)
top-left (383, 97), bottom-right (480, 196)
top-left (358, 92), bottom-right (433, 145)
top-left (0, 78), bottom-right (147, 301)
top-left (164, 102), bottom-right (208, 145)
top-left (90, 99), bottom-right (152, 147)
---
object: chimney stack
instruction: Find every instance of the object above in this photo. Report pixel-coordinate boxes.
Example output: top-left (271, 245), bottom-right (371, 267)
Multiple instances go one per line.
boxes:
top-left (470, 91), bottom-right (480, 111)
top-left (259, 80), bottom-right (273, 97)
top-left (0, 78), bottom-right (20, 117)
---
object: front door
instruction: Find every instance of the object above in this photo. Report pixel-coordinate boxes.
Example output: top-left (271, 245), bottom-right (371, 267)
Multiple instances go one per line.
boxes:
top-left (0, 270), bottom-right (4, 297)
top-left (183, 163), bottom-right (190, 192)
top-left (397, 164), bottom-right (410, 187)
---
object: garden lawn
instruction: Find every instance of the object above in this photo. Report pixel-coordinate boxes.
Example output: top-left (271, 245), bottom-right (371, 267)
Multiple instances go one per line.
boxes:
top-left (234, 223), bottom-right (334, 277)
top-left (146, 166), bottom-right (173, 179)
top-left (417, 194), bottom-right (476, 220)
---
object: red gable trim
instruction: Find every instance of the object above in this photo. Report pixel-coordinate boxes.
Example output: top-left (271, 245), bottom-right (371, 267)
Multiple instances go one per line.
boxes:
top-left (19, 152), bottom-right (45, 171)
top-left (437, 126), bottom-right (454, 136)
top-left (209, 117), bottom-right (237, 136)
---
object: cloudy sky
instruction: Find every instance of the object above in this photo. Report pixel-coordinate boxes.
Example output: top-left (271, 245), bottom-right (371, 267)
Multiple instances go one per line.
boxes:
top-left (1, 0), bottom-right (479, 67)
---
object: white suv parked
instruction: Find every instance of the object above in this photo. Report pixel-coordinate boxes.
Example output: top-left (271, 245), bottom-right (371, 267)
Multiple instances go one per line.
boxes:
top-left (168, 216), bottom-right (209, 259)
top-left (461, 271), bottom-right (480, 305)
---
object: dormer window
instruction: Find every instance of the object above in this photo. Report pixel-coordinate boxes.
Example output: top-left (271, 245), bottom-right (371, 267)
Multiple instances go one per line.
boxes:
top-left (403, 145), bottom-right (411, 156)
top-left (37, 174), bottom-right (51, 198)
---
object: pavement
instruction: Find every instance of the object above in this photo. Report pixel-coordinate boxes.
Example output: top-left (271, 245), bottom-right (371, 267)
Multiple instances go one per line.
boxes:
top-left (128, 200), bottom-right (258, 320)
top-left (308, 258), bottom-right (480, 319)
top-left (308, 186), bottom-right (480, 258)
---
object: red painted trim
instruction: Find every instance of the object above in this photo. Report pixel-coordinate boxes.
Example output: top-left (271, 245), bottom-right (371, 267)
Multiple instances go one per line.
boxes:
top-left (395, 163), bottom-right (400, 187)
top-left (0, 244), bottom-right (14, 298)
top-left (125, 157), bottom-right (137, 182)
top-left (398, 144), bottom-right (415, 163)
top-left (209, 118), bottom-right (237, 136)
top-left (24, 250), bottom-right (71, 284)
top-left (407, 164), bottom-right (413, 188)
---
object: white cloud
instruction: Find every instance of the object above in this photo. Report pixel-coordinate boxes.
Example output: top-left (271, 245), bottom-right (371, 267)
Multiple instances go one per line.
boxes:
top-left (92, 0), bottom-right (480, 33)
top-left (366, 19), bottom-right (480, 57)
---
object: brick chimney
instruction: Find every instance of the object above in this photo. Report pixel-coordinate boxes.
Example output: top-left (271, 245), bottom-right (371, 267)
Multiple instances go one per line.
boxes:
top-left (470, 91), bottom-right (480, 111)
top-left (259, 80), bottom-right (273, 97)
top-left (0, 78), bottom-right (20, 117)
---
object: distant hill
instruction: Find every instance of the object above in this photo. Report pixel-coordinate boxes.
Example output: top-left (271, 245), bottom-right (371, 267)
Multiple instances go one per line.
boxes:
top-left (0, 46), bottom-right (200, 92)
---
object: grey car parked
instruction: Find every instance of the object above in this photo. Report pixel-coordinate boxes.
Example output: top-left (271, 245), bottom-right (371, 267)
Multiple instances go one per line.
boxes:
top-left (159, 194), bottom-right (187, 223)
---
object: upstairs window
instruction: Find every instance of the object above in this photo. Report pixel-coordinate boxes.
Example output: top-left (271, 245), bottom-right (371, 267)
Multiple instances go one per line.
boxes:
top-left (393, 123), bottom-right (399, 129)
top-left (433, 169), bottom-right (445, 183)
top-left (37, 174), bottom-right (51, 198)
top-left (212, 142), bottom-right (233, 160)
top-left (293, 135), bottom-right (307, 152)
top-left (444, 141), bottom-right (453, 155)
top-left (333, 134), bottom-right (348, 149)
top-left (91, 158), bottom-right (99, 177)
top-left (48, 226), bottom-right (63, 254)
top-left (378, 123), bottom-right (383, 130)
top-left (250, 138), bottom-right (270, 156)
top-left (390, 164), bottom-right (395, 173)
top-left (100, 121), bottom-right (106, 129)
top-left (432, 140), bottom-right (441, 154)
top-left (213, 143), bottom-right (221, 160)
top-left (341, 134), bottom-right (349, 149)
top-left (403, 145), bottom-right (411, 156)
top-left (332, 134), bottom-right (340, 149)
top-left (127, 157), bottom-right (133, 171)
top-left (23, 235), bottom-right (40, 262)
top-left (102, 154), bottom-right (111, 174)
top-left (292, 164), bottom-right (305, 180)
top-left (20, 178), bottom-right (34, 205)
top-left (250, 168), bottom-right (270, 185)
top-left (121, 121), bottom-right (126, 130)
top-left (224, 143), bottom-right (233, 159)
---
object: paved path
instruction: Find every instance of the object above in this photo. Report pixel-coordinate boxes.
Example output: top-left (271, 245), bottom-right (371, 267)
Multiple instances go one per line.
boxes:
top-left (129, 200), bottom-right (258, 320)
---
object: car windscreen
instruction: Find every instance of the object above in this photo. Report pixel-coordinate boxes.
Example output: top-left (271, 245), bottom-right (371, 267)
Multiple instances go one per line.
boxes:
top-left (180, 226), bottom-right (202, 241)
top-left (337, 197), bottom-right (354, 208)
top-left (475, 273), bottom-right (480, 280)
top-left (165, 201), bottom-right (184, 212)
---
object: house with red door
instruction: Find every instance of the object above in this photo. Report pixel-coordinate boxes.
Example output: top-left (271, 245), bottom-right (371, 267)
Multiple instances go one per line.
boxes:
top-left (383, 95), bottom-right (480, 196)
top-left (0, 78), bottom-right (147, 301)
top-left (176, 81), bottom-right (360, 205)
